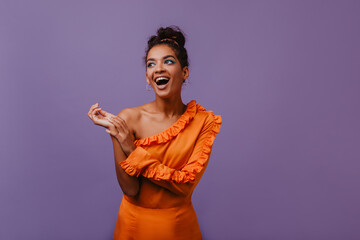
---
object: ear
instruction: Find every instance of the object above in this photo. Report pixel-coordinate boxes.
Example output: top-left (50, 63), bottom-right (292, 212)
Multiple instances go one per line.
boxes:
top-left (182, 66), bottom-right (189, 80)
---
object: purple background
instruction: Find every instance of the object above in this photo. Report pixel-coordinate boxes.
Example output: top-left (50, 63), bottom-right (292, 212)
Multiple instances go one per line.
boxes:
top-left (1, 1), bottom-right (360, 239)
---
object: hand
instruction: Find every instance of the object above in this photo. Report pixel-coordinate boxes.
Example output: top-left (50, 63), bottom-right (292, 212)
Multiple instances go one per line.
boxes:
top-left (106, 115), bottom-right (136, 156)
top-left (88, 103), bottom-right (115, 129)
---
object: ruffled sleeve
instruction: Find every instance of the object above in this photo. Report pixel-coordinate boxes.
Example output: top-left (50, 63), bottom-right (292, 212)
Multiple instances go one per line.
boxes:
top-left (120, 110), bottom-right (222, 183)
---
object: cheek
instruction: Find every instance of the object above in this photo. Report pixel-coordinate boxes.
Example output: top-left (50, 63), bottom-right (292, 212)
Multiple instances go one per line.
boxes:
top-left (146, 70), bottom-right (152, 81)
top-left (174, 69), bottom-right (185, 82)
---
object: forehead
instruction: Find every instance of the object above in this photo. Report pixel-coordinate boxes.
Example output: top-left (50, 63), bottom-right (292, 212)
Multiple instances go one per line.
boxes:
top-left (147, 44), bottom-right (177, 60)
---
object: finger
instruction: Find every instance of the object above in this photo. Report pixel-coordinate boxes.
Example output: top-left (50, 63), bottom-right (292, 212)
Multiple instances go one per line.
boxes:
top-left (90, 107), bottom-right (102, 122)
top-left (114, 117), bottom-right (129, 132)
top-left (92, 107), bottom-right (101, 116)
top-left (114, 115), bottom-right (124, 121)
top-left (117, 122), bottom-right (128, 135)
top-left (111, 116), bottom-right (123, 125)
top-left (106, 129), bottom-right (120, 138)
top-left (107, 117), bottom-right (121, 130)
top-left (104, 110), bottom-right (117, 118)
top-left (95, 107), bottom-right (102, 115)
top-left (89, 103), bottom-right (99, 112)
top-left (105, 129), bottom-right (114, 136)
top-left (99, 109), bottom-right (111, 117)
top-left (110, 117), bottom-right (126, 132)
top-left (111, 115), bottom-right (126, 124)
top-left (112, 119), bottom-right (127, 135)
top-left (90, 108), bottom-right (98, 119)
top-left (88, 106), bottom-right (98, 118)
top-left (88, 104), bottom-right (97, 116)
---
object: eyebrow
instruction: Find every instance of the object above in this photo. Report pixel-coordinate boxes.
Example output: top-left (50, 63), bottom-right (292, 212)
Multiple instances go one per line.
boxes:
top-left (146, 55), bottom-right (176, 62)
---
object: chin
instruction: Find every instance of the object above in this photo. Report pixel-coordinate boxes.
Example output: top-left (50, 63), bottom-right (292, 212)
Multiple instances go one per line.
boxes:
top-left (154, 89), bottom-right (178, 99)
top-left (155, 91), bottom-right (173, 99)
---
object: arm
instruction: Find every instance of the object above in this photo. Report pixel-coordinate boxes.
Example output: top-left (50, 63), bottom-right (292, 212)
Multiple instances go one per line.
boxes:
top-left (88, 103), bottom-right (139, 196)
top-left (88, 103), bottom-right (139, 197)
top-left (109, 132), bottom-right (139, 197)
top-left (120, 113), bottom-right (222, 196)
top-left (107, 109), bottom-right (140, 197)
top-left (145, 160), bottom-right (209, 197)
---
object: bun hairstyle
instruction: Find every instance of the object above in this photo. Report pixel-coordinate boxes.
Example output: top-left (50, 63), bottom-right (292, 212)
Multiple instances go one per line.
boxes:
top-left (144, 26), bottom-right (189, 68)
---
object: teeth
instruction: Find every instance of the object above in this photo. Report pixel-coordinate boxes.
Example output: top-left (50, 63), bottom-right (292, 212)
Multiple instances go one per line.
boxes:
top-left (155, 77), bottom-right (169, 83)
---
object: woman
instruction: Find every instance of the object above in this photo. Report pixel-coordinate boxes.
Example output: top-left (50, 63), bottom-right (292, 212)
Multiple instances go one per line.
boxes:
top-left (88, 26), bottom-right (222, 240)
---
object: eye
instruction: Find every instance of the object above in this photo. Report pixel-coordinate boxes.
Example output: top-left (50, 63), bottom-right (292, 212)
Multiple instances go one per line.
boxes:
top-left (164, 59), bottom-right (175, 64)
top-left (147, 62), bottom-right (155, 68)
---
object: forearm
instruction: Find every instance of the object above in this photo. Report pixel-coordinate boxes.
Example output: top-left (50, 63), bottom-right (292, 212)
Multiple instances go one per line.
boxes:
top-left (110, 135), bottom-right (139, 197)
top-left (147, 178), bottom-right (193, 197)
top-left (145, 160), bottom-right (208, 196)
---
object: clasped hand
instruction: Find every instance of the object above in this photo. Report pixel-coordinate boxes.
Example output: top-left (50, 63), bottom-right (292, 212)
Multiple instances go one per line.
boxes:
top-left (88, 103), bottom-right (136, 156)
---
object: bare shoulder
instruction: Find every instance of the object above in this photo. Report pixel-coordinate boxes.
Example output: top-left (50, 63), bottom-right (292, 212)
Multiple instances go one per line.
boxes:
top-left (117, 102), bottom-right (152, 123)
top-left (117, 107), bottom-right (140, 123)
top-left (116, 103), bottom-right (152, 137)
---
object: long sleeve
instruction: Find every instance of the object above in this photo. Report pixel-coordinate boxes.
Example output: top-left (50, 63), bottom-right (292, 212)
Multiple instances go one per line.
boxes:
top-left (120, 113), bottom-right (222, 185)
top-left (144, 160), bottom-right (210, 197)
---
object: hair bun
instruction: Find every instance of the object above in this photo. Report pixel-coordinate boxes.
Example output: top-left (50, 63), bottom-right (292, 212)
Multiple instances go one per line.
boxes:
top-left (157, 26), bottom-right (186, 48)
top-left (145, 25), bottom-right (189, 68)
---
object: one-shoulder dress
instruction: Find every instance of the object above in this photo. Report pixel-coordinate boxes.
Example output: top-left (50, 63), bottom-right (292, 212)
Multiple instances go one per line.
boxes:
top-left (113, 100), bottom-right (222, 240)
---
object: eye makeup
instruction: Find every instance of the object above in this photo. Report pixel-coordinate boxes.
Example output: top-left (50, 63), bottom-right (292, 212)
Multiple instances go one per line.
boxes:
top-left (146, 59), bottom-right (176, 68)
top-left (147, 62), bottom-right (155, 68)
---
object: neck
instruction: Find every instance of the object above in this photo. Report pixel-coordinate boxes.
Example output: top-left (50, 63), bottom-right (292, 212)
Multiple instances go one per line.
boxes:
top-left (153, 95), bottom-right (186, 118)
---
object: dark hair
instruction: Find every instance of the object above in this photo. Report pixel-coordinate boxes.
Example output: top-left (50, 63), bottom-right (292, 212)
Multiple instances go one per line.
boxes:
top-left (144, 26), bottom-right (189, 68)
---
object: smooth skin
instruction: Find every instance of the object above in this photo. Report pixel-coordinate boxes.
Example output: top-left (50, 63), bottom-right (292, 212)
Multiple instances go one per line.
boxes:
top-left (88, 44), bottom-right (189, 197)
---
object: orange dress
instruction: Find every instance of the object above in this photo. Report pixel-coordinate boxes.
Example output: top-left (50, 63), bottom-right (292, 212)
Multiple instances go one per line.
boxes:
top-left (113, 100), bottom-right (222, 240)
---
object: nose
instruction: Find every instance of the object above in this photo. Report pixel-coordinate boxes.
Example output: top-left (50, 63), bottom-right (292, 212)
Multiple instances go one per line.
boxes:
top-left (154, 62), bottom-right (165, 73)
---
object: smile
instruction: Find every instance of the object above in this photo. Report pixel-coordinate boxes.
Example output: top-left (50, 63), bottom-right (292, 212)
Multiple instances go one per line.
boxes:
top-left (155, 76), bottom-right (170, 86)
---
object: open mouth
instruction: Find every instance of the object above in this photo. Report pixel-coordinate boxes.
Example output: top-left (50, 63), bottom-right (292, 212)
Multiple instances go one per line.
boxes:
top-left (155, 77), bottom-right (170, 86)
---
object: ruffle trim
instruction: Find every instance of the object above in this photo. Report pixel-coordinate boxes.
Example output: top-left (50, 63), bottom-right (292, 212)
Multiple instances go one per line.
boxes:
top-left (178, 112), bottom-right (222, 182)
top-left (134, 100), bottom-right (197, 146)
top-left (119, 161), bottom-right (140, 177)
top-left (120, 158), bottom-right (194, 183)
top-left (121, 112), bottom-right (222, 183)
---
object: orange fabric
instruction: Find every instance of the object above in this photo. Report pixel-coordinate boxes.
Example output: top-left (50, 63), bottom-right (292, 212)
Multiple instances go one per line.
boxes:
top-left (113, 100), bottom-right (222, 240)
